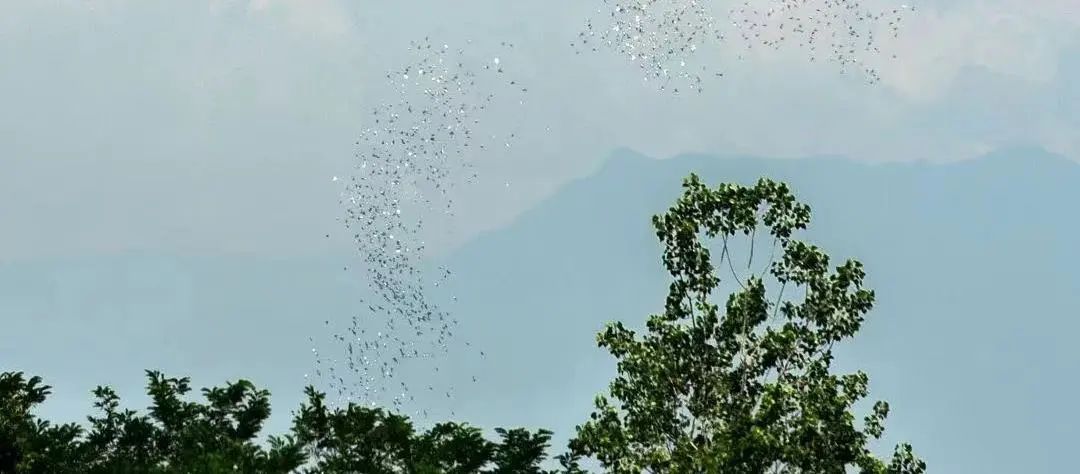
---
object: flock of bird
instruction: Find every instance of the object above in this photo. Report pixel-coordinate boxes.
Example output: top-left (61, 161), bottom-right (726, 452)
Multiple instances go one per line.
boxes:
top-left (577, 0), bottom-right (913, 93)
top-left (727, 0), bottom-right (913, 83)
top-left (316, 0), bottom-right (911, 416)
top-left (574, 0), bottom-right (727, 93)
top-left (315, 38), bottom-right (524, 416)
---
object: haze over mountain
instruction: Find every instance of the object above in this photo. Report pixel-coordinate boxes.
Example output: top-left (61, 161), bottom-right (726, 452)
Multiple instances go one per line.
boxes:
top-left (3, 146), bottom-right (1078, 472)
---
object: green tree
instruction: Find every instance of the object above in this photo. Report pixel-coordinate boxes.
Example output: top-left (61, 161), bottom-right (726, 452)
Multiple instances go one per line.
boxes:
top-left (290, 386), bottom-right (556, 473)
top-left (75, 370), bottom-right (307, 473)
top-left (567, 174), bottom-right (925, 473)
top-left (0, 372), bottom-right (85, 473)
top-left (0, 370), bottom-right (556, 473)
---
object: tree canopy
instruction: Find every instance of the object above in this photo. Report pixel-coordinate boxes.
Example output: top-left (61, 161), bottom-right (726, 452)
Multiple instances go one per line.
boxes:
top-left (0, 370), bottom-right (556, 474)
top-left (568, 174), bottom-right (924, 473)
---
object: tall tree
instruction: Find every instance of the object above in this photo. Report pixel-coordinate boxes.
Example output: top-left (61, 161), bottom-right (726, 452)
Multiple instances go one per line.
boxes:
top-left (568, 174), bottom-right (925, 473)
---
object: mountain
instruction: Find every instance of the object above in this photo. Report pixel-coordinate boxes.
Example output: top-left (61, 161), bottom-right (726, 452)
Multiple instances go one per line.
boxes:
top-left (3, 147), bottom-right (1078, 472)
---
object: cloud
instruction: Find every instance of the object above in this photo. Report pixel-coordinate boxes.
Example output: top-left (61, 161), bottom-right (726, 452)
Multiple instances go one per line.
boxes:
top-left (2, 0), bottom-right (354, 40)
top-left (243, 0), bottom-right (353, 39)
top-left (874, 0), bottom-right (1077, 101)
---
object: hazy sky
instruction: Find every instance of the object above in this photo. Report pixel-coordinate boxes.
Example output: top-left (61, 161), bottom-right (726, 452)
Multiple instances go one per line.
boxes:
top-left (2, 0), bottom-right (1078, 260)
top-left (3, 3), bottom-right (1080, 470)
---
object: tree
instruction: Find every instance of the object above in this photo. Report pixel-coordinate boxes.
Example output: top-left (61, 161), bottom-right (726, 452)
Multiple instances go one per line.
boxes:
top-left (0, 372), bottom-right (84, 473)
top-left (0, 370), bottom-right (378, 473)
top-left (290, 386), bottom-right (556, 473)
top-left (567, 174), bottom-right (925, 473)
top-left (0, 370), bottom-right (556, 473)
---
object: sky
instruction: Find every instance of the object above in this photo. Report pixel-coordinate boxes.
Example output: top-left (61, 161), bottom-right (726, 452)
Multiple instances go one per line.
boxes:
top-left (2, 1), bottom-right (1080, 470)
top-left (2, 0), bottom-right (1078, 260)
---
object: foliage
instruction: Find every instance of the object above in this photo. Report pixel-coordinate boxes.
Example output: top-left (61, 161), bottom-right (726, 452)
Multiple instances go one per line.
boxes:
top-left (567, 174), bottom-right (925, 473)
top-left (0, 372), bottom-right (84, 473)
top-left (0, 371), bottom-right (554, 473)
top-left (290, 386), bottom-right (555, 473)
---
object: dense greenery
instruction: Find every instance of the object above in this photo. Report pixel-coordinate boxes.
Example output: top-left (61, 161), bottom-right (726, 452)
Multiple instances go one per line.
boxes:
top-left (0, 371), bottom-right (558, 474)
top-left (567, 175), bottom-right (924, 473)
top-left (1, 176), bottom-right (923, 473)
